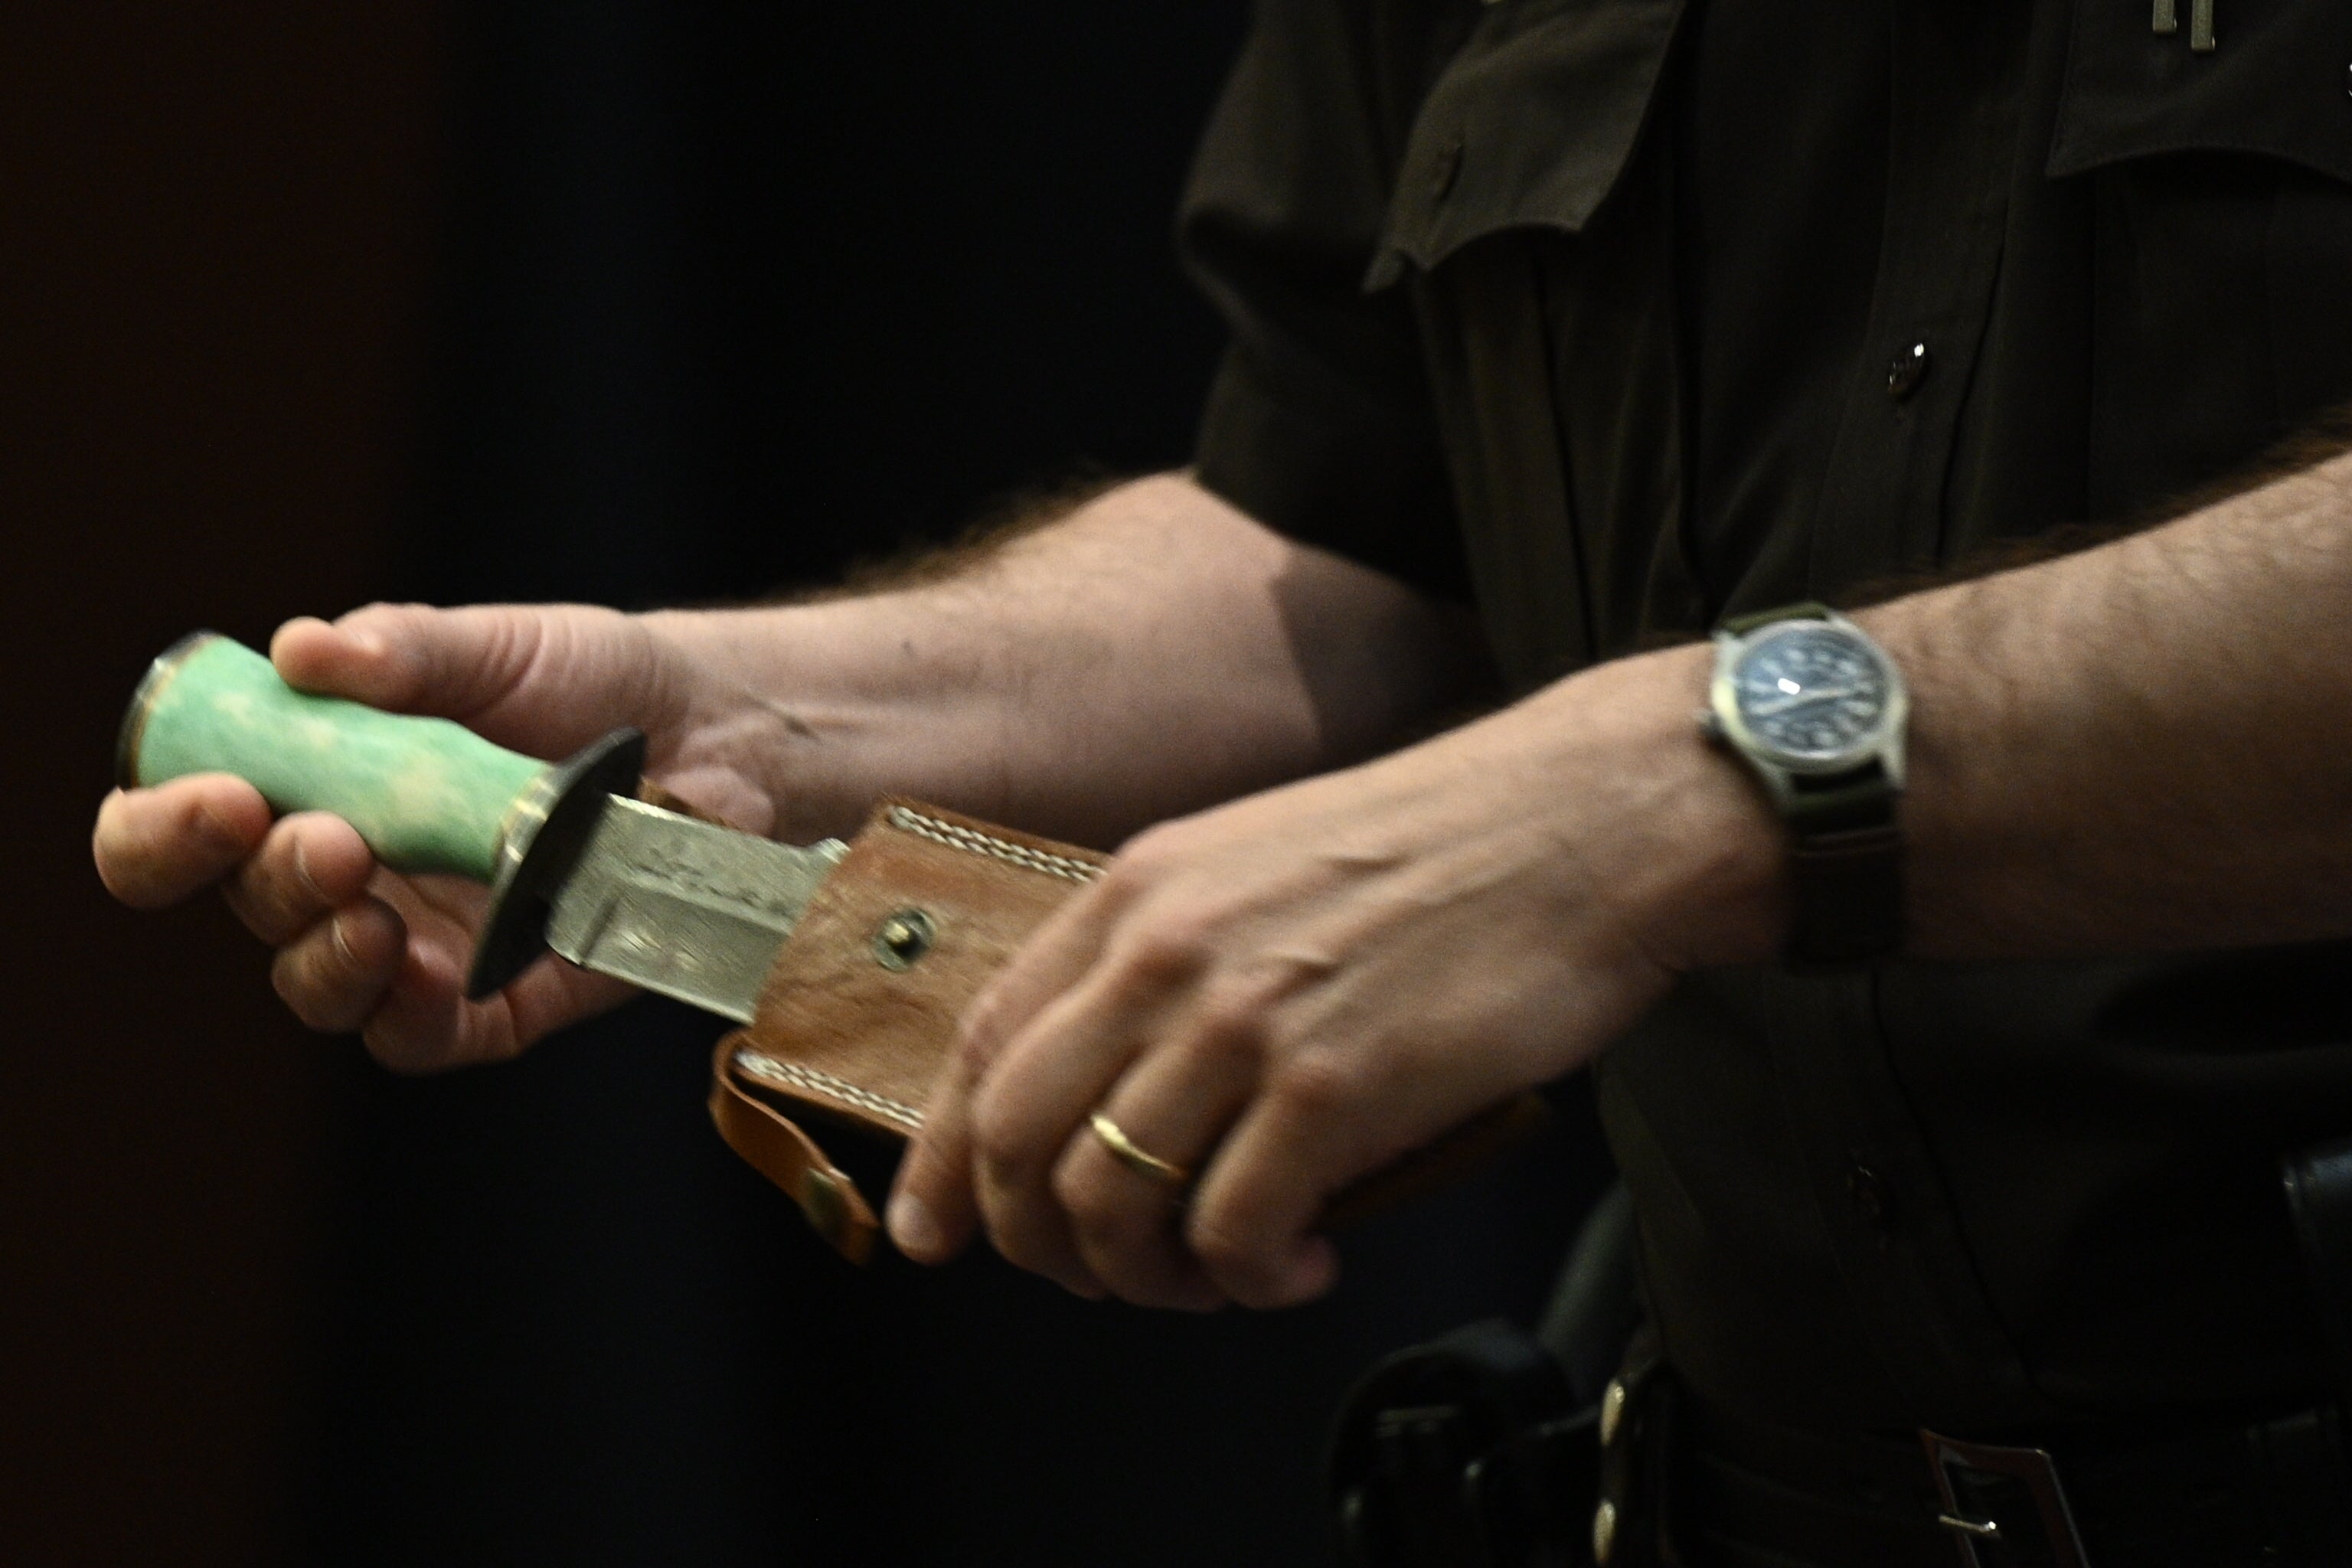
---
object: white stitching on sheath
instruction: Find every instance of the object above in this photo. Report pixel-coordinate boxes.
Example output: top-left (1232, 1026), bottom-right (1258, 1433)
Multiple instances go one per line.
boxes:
top-left (886, 805), bottom-right (1102, 884)
top-left (733, 1048), bottom-right (923, 1131)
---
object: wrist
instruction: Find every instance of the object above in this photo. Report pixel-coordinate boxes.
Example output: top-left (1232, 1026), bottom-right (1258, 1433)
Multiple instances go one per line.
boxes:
top-left (627, 605), bottom-right (877, 840)
top-left (1526, 642), bottom-right (1790, 973)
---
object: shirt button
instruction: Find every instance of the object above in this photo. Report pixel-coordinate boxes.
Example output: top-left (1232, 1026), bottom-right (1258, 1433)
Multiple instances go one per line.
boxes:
top-left (1847, 1163), bottom-right (1895, 1233)
top-left (1888, 342), bottom-right (1932, 401)
top-left (1430, 138), bottom-right (1465, 201)
top-left (1592, 1498), bottom-right (1620, 1564)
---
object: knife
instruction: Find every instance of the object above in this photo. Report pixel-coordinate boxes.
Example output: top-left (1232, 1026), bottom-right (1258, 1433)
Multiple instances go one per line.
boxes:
top-left (118, 632), bottom-right (1550, 1259)
top-left (119, 630), bottom-right (848, 1017)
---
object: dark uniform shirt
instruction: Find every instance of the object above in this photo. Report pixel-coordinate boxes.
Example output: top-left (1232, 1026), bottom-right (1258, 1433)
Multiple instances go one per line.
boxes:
top-left (1181, 0), bottom-right (2352, 1455)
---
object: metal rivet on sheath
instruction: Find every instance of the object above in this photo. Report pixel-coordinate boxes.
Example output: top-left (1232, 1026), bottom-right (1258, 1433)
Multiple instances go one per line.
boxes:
top-left (872, 908), bottom-right (936, 970)
top-left (1599, 1377), bottom-right (1628, 1447)
top-left (800, 1168), bottom-right (847, 1242)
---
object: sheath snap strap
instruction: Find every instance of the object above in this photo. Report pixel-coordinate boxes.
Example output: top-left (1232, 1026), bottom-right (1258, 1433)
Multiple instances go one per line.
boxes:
top-left (707, 1039), bottom-right (879, 1263)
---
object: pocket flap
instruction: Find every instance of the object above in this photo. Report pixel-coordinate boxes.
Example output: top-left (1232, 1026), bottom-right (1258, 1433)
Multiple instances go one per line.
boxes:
top-left (2049, 0), bottom-right (2352, 185)
top-left (1369, 0), bottom-right (1684, 289)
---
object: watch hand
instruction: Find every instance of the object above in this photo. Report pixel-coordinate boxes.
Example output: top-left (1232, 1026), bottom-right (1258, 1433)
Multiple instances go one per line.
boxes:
top-left (1747, 684), bottom-right (1863, 717)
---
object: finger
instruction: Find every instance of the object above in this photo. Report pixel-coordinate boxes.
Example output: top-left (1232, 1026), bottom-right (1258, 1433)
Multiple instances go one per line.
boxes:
top-left (273, 606), bottom-right (541, 717)
top-left (351, 872), bottom-right (629, 1073)
top-left (886, 1027), bottom-right (995, 1269)
top-left (220, 812), bottom-right (374, 944)
top-left (349, 876), bottom-right (517, 1076)
top-left (888, 884), bottom-right (1116, 1278)
top-left (356, 933), bottom-right (473, 1075)
top-left (1063, 1078), bottom-right (1255, 1309)
top-left (269, 896), bottom-right (403, 1033)
top-left (1050, 995), bottom-right (1271, 1310)
top-left (1184, 1071), bottom-right (1361, 1310)
top-left (93, 778), bottom-right (272, 908)
top-left (967, 972), bottom-right (1164, 1296)
top-left (273, 603), bottom-right (675, 759)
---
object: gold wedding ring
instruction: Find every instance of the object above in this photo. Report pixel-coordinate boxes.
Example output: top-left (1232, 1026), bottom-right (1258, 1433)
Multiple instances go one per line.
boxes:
top-left (1089, 1112), bottom-right (1191, 1187)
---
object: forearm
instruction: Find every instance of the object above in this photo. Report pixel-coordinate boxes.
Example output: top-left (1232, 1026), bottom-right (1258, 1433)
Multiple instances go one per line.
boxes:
top-left (1865, 447), bottom-right (2352, 957)
top-left (645, 472), bottom-right (1487, 848)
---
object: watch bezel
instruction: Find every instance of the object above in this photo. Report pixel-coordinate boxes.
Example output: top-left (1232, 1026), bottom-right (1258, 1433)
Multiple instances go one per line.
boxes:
top-left (1708, 614), bottom-right (1909, 781)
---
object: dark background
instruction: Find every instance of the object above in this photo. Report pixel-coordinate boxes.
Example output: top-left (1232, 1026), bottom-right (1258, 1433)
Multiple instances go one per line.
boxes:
top-left (2, 5), bottom-right (1607, 1562)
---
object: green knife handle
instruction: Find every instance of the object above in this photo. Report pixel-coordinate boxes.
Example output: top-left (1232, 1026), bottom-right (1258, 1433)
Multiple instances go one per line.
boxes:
top-left (117, 632), bottom-right (547, 883)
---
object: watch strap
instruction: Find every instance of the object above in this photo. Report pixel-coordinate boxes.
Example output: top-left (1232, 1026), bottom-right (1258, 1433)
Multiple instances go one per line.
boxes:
top-left (1783, 764), bottom-right (1897, 837)
top-left (1720, 599), bottom-right (1835, 637)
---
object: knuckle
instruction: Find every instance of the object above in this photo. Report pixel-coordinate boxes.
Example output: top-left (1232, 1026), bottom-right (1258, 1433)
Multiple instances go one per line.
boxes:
top-left (991, 1227), bottom-right (1069, 1285)
top-left (1110, 822), bottom-right (1187, 880)
top-left (227, 864), bottom-right (302, 943)
top-left (1185, 985), bottom-right (1275, 1067)
top-left (473, 609), bottom-right (544, 691)
top-left (360, 1018), bottom-right (435, 1075)
top-left (1184, 1210), bottom-right (1263, 1282)
top-left (107, 789), bottom-right (260, 907)
top-left (338, 600), bottom-right (433, 643)
top-left (1116, 913), bottom-right (1215, 988)
top-left (218, 879), bottom-right (276, 942)
top-left (950, 1011), bottom-right (1003, 1081)
top-left (270, 940), bottom-right (344, 1033)
top-left (969, 1090), bottom-right (1037, 1188)
top-left (1052, 1164), bottom-right (1133, 1243)
top-left (1268, 1050), bottom-right (1365, 1117)
top-left (1187, 1217), bottom-right (1294, 1308)
top-left (97, 839), bottom-right (176, 909)
top-left (367, 999), bottom-right (483, 1076)
top-left (1049, 1157), bottom-right (1096, 1216)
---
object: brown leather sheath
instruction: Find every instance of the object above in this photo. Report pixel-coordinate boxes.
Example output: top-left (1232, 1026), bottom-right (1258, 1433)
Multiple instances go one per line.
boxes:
top-left (707, 799), bottom-right (1549, 1263)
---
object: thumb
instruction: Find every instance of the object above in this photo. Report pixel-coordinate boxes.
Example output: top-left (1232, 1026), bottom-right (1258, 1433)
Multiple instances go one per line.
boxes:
top-left (270, 603), bottom-right (679, 759)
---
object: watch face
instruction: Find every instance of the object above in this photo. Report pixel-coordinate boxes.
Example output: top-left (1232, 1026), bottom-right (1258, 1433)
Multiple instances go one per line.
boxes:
top-left (1730, 622), bottom-right (1896, 766)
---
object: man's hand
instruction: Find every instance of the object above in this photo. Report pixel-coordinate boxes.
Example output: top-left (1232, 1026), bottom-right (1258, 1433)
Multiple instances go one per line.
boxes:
top-left (92, 604), bottom-right (812, 1073)
top-left (887, 644), bottom-right (1784, 1309)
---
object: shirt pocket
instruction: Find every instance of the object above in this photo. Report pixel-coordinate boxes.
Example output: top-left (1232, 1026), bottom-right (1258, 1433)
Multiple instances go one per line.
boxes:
top-left (2049, 0), bottom-right (2352, 514)
top-left (1367, 0), bottom-right (1684, 290)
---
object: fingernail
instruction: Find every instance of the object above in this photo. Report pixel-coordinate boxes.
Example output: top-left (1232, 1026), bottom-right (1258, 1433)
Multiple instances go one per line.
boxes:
top-left (344, 626), bottom-right (387, 658)
top-left (887, 1191), bottom-right (942, 1259)
top-left (330, 913), bottom-right (356, 969)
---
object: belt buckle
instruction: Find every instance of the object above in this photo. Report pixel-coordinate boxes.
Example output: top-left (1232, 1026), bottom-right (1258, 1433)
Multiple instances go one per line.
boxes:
top-left (1919, 1429), bottom-right (2092, 1568)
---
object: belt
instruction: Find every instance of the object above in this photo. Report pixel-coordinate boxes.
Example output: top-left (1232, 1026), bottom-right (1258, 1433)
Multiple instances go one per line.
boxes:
top-left (1659, 1395), bottom-right (2352, 1568)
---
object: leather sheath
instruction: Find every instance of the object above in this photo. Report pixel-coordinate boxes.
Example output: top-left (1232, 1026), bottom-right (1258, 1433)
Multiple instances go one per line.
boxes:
top-left (707, 799), bottom-right (1550, 1263)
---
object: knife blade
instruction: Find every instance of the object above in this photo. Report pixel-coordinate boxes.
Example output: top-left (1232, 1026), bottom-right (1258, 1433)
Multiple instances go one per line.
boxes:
top-left (544, 796), bottom-right (847, 1023)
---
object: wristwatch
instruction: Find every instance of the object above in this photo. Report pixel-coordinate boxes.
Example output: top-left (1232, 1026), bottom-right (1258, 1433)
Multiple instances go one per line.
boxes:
top-left (1700, 603), bottom-right (1907, 965)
